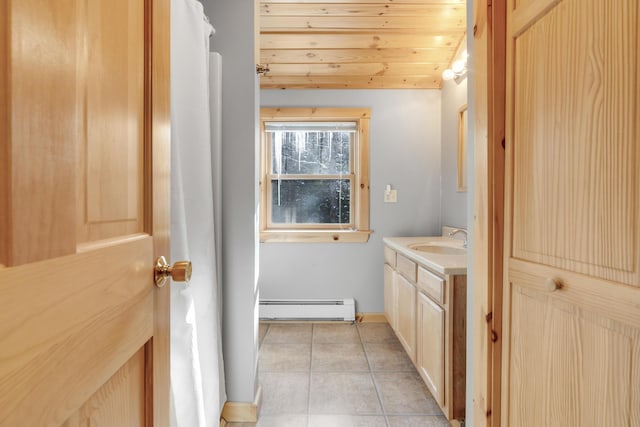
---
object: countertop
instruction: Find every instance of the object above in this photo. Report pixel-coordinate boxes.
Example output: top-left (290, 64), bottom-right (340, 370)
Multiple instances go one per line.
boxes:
top-left (383, 235), bottom-right (468, 276)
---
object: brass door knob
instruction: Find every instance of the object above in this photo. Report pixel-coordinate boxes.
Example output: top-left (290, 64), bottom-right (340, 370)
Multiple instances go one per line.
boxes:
top-left (154, 256), bottom-right (192, 287)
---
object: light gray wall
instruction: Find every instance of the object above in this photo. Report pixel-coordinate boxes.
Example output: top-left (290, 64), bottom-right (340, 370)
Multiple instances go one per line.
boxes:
top-left (260, 89), bottom-right (442, 313)
top-left (204, 0), bottom-right (260, 404)
top-left (441, 74), bottom-right (468, 228)
top-left (202, 0), bottom-right (475, 417)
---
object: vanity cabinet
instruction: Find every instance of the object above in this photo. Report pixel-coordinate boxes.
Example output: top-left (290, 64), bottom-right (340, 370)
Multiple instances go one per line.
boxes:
top-left (383, 241), bottom-right (466, 422)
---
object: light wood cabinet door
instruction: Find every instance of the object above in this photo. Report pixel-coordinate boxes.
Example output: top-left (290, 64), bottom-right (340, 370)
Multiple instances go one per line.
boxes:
top-left (417, 291), bottom-right (445, 405)
top-left (0, 1), bottom-right (170, 426)
top-left (384, 263), bottom-right (396, 329)
top-left (504, 0), bottom-right (640, 425)
top-left (395, 274), bottom-right (417, 361)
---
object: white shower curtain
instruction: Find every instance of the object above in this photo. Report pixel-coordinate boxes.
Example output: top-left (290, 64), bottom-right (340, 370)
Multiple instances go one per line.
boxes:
top-left (170, 1), bottom-right (225, 426)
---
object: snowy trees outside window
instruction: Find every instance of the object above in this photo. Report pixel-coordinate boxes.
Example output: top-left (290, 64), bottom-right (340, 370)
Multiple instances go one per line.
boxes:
top-left (260, 108), bottom-right (371, 243)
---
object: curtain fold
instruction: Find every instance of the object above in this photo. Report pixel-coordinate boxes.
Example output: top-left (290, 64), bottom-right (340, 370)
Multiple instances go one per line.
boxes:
top-left (170, 1), bottom-right (225, 426)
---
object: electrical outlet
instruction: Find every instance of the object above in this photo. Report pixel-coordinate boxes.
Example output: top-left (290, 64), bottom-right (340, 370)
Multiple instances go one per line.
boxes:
top-left (384, 189), bottom-right (397, 203)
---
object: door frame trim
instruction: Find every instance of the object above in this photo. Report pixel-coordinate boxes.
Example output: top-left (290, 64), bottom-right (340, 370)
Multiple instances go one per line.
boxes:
top-left (148, 0), bottom-right (171, 426)
top-left (471, 0), bottom-right (506, 426)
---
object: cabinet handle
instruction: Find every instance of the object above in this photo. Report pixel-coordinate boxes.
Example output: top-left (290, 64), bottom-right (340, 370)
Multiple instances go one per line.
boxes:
top-left (545, 277), bottom-right (562, 292)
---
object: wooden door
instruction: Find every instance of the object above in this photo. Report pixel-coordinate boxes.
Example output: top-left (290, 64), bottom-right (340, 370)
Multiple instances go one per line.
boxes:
top-left (503, 0), bottom-right (640, 425)
top-left (0, 1), bottom-right (171, 426)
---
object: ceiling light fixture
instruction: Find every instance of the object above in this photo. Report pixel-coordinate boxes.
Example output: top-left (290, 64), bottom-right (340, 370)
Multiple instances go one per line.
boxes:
top-left (442, 50), bottom-right (468, 81)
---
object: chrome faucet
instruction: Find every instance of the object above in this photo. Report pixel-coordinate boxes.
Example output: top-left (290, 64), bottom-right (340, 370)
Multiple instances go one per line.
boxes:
top-left (448, 228), bottom-right (468, 248)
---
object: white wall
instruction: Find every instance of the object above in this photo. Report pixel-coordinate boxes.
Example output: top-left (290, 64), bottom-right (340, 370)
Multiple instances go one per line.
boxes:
top-left (441, 76), bottom-right (468, 228)
top-left (260, 89), bottom-right (442, 312)
top-left (204, 0), bottom-right (260, 404)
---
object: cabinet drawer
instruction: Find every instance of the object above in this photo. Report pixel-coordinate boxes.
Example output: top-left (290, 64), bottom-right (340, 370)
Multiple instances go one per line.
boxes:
top-left (418, 266), bottom-right (445, 304)
top-left (384, 246), bottom-right (396, 268)
top-left (397, 254), bottom-right (417, 282)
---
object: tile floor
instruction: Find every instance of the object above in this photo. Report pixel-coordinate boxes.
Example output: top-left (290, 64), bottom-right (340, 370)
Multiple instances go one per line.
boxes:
top-left (227, 322), bottom-right (450, 427)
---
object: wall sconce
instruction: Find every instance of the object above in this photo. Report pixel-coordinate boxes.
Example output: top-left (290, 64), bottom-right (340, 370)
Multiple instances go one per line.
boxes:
top-left (442, 51), bottom-right (468, 81)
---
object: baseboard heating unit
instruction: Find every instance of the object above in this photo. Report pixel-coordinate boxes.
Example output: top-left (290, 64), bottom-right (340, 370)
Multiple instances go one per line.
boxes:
top-left (259, 298), bottom-right (356, 322)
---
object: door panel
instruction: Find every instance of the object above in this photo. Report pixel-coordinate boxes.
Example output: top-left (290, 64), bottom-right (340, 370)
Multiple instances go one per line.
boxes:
top-left (1, 0), bottom-right (80, 266)
top-left (62, 348), bottom-right (146, 427)
top-left (504, 0), bottom-right (640, 424)
top-left (507, 281), bottom-right (639, 426)
top-left (0, 0), bottom-right (170, 425)
top-left (79, 0), bottom-right (145, 243)
top-left (510, 0), bottom-right (639, 286)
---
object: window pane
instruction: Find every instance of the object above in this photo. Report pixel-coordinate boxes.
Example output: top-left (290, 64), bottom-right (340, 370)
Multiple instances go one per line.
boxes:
top-left (271, 179), bottom-right (351, 224)
top-left (269, 130), bottom-right (352, 175)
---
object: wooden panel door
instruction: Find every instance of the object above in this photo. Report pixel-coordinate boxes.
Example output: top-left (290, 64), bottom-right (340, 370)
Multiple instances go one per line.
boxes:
top-left (395, 274), bottom-right (417, 362)
top-left (0, 1), bottom-right (171, 426)
top-left (503, 0), bottom-right (640, 425)
top-left (417, 291), bottom-right (445, 405)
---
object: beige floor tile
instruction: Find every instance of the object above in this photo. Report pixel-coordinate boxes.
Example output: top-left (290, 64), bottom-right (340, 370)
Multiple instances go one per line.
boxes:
top-left (387, 415), bottom-right (451, 426)
top-left (259, 372), bottom-right (310, 416)
top-left (311, 342), bottom-right (369, 372)
top-left (357, 323), bottom-right (398, 343)
top-left (225, 414), bottom-right (308, 427)
top-left (313, 323), bottom-right (361, 343)
top-left (264, 324), bottom-right (313, 344)
top-left (252, 323), bottom-right (454, 426)
top-left (374, 371), bottom-right (442, 415)
top-left (308, 414), bottom-right (388, 427)
top-left (309, 372), bottom-right (382, 415)
top-left (364, 342), bottom-right (415, 371)
top-left (260, 343), bottom-right (311, 372)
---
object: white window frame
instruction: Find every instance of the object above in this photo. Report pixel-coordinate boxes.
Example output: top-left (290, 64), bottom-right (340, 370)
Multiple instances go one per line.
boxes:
top-left (260, 107), bottom-right (371, 243)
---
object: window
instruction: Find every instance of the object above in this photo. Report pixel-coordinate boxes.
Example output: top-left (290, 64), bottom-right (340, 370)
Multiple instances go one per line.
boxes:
top-left (260, 108), bottom-right (371, 242)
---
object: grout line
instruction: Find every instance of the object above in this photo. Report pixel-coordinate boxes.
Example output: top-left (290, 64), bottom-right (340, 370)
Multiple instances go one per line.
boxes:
top-left (307, 323), bottom-right (314, 427)
top-left (356, 324), bottom-right (391, 427)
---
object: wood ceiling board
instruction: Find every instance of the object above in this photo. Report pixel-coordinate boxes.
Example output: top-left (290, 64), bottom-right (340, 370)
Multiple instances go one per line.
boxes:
top-left (261, 33), bottom-right (461, 49)
top-left (261, 48), bottom-right (455, 64)
top-left (266, 62), bottom-right (443, 76)
top-left (261, 4), bottom-right (465, 17)
top-left (260, 75), bottom-right (441, 89)
top-left (262, 0), bottom-right (464, 4)
top-left (261, 16), bottom-right (465, 31)
top-left (258, 1), bottom-right (466, 89)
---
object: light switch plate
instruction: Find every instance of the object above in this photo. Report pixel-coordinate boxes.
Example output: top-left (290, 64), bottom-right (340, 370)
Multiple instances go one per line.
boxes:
top-left (384, 189), bottom-right (397, 203)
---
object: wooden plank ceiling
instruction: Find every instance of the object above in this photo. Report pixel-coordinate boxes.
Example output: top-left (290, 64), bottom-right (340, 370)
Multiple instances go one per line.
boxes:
top-left (259, 0), bottom-right (467, 89)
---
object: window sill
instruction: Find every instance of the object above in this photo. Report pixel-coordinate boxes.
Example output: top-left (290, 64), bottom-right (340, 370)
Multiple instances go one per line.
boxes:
top-left (260, 229), bottom-right (372, 243)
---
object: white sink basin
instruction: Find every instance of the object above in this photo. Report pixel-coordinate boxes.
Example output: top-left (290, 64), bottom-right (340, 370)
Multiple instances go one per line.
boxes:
top-left (409, 244), bottom-right (466, 255)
